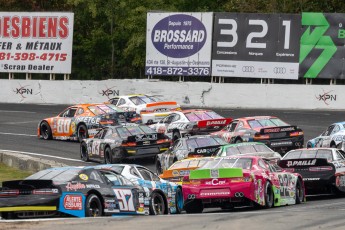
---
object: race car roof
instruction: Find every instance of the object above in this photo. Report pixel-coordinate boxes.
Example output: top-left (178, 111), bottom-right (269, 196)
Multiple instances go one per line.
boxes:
top-left (236, 116), bottom-right (278, 120)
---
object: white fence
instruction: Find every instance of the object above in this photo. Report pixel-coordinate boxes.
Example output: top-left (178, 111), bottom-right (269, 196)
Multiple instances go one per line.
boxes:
top-left (0, 79), bottom-right (342, 109)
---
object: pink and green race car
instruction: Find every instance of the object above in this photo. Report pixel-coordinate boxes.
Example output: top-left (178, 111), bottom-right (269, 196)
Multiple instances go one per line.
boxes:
top-left (182, 156), bottom-right (305, 213)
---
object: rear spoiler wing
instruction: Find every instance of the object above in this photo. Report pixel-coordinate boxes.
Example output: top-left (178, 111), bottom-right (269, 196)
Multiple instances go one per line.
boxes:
top-left (2, 180), bottom-right (54, 189)
top-left (260, 126), bottom-right (298, 134)
top-left (278, 158), bottom-right (333, 168)
top-left (197, 118), bottom-right (232, 128)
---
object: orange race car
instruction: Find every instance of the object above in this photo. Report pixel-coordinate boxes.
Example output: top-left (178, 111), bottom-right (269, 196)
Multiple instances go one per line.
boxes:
top-left (37, 103), bottom-right (139, 142)
top-left (159, 157), bottom-right (214, 184)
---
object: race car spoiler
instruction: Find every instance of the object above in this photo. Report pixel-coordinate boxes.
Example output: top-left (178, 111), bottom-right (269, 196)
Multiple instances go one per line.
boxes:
top-left (278, 158), bottom-right (335, 172)
top-left (260, 126), bottom-right (298, 134)
top-left (188, 145), bottom-right (221, 158)
top-left (2, 179), bottom-right (55, 189)
top-left (142, 101), bottom-right (180, 113)
top-left (127, 133), bottom-right (160, 142)
top-left (197, 118), bottom-right (232, 128)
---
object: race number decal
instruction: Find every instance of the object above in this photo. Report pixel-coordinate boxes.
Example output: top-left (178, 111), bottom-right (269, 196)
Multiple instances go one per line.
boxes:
top-left (212, 13), bottom-right (301, 79)
top-left (278, 174), bottom-right (295, 197)
top-left (113, 189), bottom-right (135, 212)
top-left (57, 119), bottom-right (71, 133)
top-left (91, 141), bottom-right (101, 155)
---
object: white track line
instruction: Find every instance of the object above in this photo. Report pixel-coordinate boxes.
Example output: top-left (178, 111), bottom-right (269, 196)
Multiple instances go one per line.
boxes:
top-left (0, 110), bottom-right (36, 113)
top-left (0, 149), bottom-right (87, 163)
top-left (0, 215), bottom-right (132, 222)
top-left (2, 121), bottom-right (39, 125)
top-left (0, 132), bottom-right (37, 137)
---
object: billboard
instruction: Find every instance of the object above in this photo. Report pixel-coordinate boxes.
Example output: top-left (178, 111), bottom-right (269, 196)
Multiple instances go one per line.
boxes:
top-left (212, 13), bottom-right (301, 79)
top-left (0, 12), bottom-right (74, 74)
top-left (145, 12), bottom-right (213, 76)
top-left (300, 13), bottom-right (345, 79)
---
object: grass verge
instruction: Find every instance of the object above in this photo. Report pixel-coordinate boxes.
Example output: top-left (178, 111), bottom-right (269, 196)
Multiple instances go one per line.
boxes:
top-left (0, 163), bottom-right (32, 186)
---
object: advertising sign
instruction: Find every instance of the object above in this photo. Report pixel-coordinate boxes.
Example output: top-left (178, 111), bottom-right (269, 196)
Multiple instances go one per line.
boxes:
top-left (212, 13), bottom-right (301, 79)
top-left (145, 12), bottom-right (213, 76)
top-left (0, 12), bottom-right (74, 74)
top-left (300, 13), bottom-right (345, 79)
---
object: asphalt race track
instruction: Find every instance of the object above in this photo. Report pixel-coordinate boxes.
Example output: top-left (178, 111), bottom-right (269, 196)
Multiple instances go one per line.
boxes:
top-left (1, 103), bottom-right (345, 229)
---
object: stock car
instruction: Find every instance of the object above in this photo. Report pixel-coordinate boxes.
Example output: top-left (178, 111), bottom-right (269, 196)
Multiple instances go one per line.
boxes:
top-left (80, 124), bottom-right (171, 163)
top-left (150, 109), bottom-right (232, 141)
top-left (38, 103), bottom-right (139, 142)
top-left (108, 94), bottom-right (181, 124)
top-left (306, 122), bottom-right (345, 150)
top-left (155, 135), bottom-right (227, 174)
top-left (278, 148), bottom-right (345, 194)
top-left (93, 164), bottom-right (184, 214)
top-left (0, 166), bottom-right (151, 219)
top-left (211, 116), bottom-right (304, 154)
top-left (159, 157), bottom-right (214, 184)
top-left (182, 156), bottom-right (305, 213)
top-left (216, 142), bottom-right (282, 161)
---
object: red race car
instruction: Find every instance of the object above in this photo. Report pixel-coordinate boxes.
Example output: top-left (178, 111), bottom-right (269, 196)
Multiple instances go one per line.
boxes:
top-left (182, 156), bottom-right (305, 213)
top-left (211, 116), bottom-right (304, 155)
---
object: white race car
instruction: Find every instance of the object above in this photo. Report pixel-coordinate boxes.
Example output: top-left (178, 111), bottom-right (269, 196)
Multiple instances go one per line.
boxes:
top-left (307, 122), bottom-right (345, 150)
top-left (108, 94), bottom-right (180, 124)
top-left (149, 109), bottom-right (232, 141)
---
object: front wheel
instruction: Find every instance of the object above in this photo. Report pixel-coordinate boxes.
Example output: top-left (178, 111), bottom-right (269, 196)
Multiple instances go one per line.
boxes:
top-left (149, 192), bottom-right (166, 215)
top-left (295, 179), bottom-right (305, 204)
top-left (80, 142), bottom-right (89, 162)
top-left (264, 181), bottom-right (274, 208)
top-left (85, 194), bottom-right (102, 217)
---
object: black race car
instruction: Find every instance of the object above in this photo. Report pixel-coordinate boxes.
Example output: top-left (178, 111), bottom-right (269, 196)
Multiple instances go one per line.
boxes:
top-left (80, 124), bottom-right (171, 163)
top-left (279, 148), bottom-right (345, 195)
top-left (0, 166), bottom-right (150, 219)
top-left (155, 135), bottom-right (227, 174)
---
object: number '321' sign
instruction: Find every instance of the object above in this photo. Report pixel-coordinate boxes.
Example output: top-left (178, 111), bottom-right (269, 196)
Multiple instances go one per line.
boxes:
top-left (212, 13), bottom-right (301, 80)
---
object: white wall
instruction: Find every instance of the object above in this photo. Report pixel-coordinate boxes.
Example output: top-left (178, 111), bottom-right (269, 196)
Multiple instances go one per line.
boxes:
top-left (0, 79), bottom-right (342, 109)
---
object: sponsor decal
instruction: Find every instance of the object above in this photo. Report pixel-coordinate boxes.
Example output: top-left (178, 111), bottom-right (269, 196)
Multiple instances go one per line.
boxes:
top-left (200, 188), bottom-right (230, 197)
top-left (13, 84), bottom-right (33, 98)
top-left (151, 14), bottom-right (207, 58)
top-left (63, 195), bottom-right (83, 210)
top-left (205, 178), bottom-right (226, 186)
top-left (270, 141), bottom-right (292, 146)
top-left (315, 89), bottom-right (336, 105)
top-left (196, 147), bottom-right (218, 154)
top-left (79, 174), bottom-right (88, 181)
top-left (179, 170), bottom-right (190, 176)
top-left (303, 178), bottom-right (320, 181)
top-left (280, 127), bottom-right (295, 132)
top-left (75, 116), bottom-right (101, 124)
top-left (135, 134), bottom-right (157, 141)
top-left (85, 184), bottom-right (100, 189)
top-left (273, 67), bottom-right (286, 74)
top-left (242, 66), bottom-right (254, 73)
top-left (66, 182), bottom-right (85, 191)
top-left (264, 128), bottom-right (280, 133)
top-left (172, 170), bottom-right (179, 177)
top-left (206, 120), bottom-right (226, 126)
top-left (286, 159), bottom-right (317, 167)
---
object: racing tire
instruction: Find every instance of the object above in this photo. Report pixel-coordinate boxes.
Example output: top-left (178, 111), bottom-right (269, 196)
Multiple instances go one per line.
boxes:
top-left (80, 142), bottom-right (89, 162)
top-left (173, 131), bottom-right (181, 142)
top-left (235, 138), bottom-right (242, 144)
top-left (40, 121), bottom-right (52, 140)
top-left (264, 181), bottom-right (274, 208)
top-left (295, 179), bottom-right (304, 204)
top-left (330, 143), bottom-right (337, 148)
top-left (175, 187), bottom-right (184, 214)
top-left (184, 199), bottom-right (203, 214)
top-left (85, 194), bottom-right (103, 217)
top-left (149, 192), bottom-right (166, 215)
top-left (155, 159), bottom-right (163, 175)
top-left (77, 124), bottom-right (88, 142)
top-left (104, 147), bottom-right (115, 164)
top-left (1, 212), bottom-right (15, 219)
